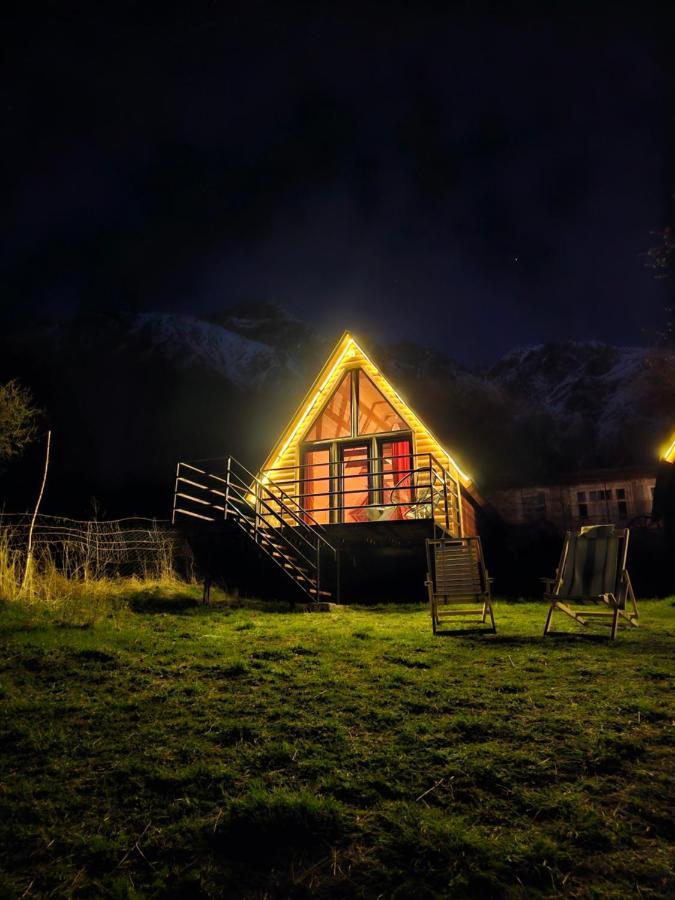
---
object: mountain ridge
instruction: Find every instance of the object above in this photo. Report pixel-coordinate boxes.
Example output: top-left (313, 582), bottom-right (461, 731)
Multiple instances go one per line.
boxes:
top-left (0, 308), bottom-right (672, 515)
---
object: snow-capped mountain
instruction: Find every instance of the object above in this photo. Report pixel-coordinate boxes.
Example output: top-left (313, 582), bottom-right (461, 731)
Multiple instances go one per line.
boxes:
top-left (129, 313), bottom-right (290, 388)
top-left (489, 341), bottom-right (648, 414)
top-left (0, 307), bottom-right (672, 514)
top-left (488, 341), bottom-right (674, 467)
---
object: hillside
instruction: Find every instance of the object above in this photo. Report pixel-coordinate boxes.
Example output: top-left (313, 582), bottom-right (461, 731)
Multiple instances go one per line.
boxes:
top-left (0, 309), bottom-right (672, 513)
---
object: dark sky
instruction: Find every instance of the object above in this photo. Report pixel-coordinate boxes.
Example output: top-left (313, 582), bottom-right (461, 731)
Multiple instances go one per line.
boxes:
top-left (2, 2), bottom-right (673, 362)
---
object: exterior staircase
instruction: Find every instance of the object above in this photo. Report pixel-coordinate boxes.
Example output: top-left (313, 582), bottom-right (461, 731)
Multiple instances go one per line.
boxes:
top-left (172, 456), bottom-right (337, 603)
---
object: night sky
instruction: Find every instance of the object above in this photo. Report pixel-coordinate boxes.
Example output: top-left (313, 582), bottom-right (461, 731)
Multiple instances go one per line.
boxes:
top-left (2, 2), bottom-right (673, 362)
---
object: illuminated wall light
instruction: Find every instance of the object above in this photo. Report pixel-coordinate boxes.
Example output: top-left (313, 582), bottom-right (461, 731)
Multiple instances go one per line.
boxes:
top-left (662, 435), bottom-right (675, 463)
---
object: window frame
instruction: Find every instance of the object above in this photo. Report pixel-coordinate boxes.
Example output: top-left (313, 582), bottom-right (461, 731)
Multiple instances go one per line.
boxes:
top-left (301, 431), bottom-right (414, 523)
top-left (299, 368), bottom-right (415, 524)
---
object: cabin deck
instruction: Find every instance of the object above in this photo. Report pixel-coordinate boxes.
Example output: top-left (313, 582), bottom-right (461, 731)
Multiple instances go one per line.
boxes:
top-left (318, 518), bottom-right (438, 603)
top-left (178, 514), bottom-right (437, 605)
top-left (172, 457), bottom-right (449, 603)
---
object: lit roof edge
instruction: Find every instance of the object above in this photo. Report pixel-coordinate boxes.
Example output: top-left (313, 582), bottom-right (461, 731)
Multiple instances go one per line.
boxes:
top-left (260, 330), bottom-right (472, 486)
top-left (663, 434), bottom-right (675, 463)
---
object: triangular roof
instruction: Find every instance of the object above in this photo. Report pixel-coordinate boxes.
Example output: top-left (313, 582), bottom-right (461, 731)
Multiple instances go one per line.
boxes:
top-left (663, 431), bottom-right (675, 463)
top-left (259, 331), bottom-right (471, 485)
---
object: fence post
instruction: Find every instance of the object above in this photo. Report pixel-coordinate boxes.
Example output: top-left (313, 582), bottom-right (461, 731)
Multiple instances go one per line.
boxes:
top-left (172, 462), bottom-right (180, 525)
top-left (21, 430), bottom-right (51, 593)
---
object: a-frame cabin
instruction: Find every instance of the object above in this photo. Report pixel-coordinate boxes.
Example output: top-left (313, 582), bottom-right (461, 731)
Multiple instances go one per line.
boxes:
top-left (258, 331), bottom-right (472, 534)
top-left (173, 332), bottom-right (489, 603)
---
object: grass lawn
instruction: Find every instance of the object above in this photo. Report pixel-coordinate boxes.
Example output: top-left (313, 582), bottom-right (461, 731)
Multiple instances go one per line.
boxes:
top-left (0, 590), bottom-right (673, 898)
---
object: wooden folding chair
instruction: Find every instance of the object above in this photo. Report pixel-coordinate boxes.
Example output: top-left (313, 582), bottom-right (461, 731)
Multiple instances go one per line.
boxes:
top-left (425, 536), bottom-right (496, 634)
top-left (542, 525), bottom-right (638, 640)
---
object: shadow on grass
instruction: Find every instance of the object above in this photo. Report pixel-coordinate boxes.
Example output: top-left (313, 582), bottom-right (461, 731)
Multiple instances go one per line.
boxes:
top-left (126, 588), bottom-right (293, 616)
top-left (491, 633), bottom-right (612, 645)
top-left (433, 628), bottom-right (498, 638)
top-left (127, 591), bottom-right (202, 614)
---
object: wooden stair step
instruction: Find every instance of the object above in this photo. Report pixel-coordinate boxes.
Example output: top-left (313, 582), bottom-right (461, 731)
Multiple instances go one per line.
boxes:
top-left (283, 563), bottom-right (308, 574)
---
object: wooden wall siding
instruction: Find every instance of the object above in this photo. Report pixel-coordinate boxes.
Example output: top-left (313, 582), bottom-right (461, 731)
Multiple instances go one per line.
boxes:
top-left (461, 493), bottom-right (478, 537)
top-left (258, 333), bottom-right (470, 536)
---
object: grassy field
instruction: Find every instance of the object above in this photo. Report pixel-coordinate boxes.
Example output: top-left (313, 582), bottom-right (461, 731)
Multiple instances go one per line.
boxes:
top-left (0, 588), bottom-right (673, 899)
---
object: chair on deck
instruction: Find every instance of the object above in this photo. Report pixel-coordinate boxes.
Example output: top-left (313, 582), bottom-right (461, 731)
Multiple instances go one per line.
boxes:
top-left (425, 536), bottom-right (496, 634)
top-left (542, 525), bottom-right (638, 640)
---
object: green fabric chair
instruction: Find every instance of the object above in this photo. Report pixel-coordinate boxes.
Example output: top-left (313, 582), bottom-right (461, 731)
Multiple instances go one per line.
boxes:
top-left (543, 525), bottom-right (638, 640)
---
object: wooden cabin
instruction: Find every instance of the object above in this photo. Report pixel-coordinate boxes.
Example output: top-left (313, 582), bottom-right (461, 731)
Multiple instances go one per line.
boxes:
top-left (173, 332), bottom-right (490, 603)
top-left (257, 331), bottom-right (473, 534)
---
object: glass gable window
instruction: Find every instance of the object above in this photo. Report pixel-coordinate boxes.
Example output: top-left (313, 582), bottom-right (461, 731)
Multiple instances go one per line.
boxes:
top-left (301, 368), bottom-right (413, 524)
top-left (302, 448), bottom-right (331, 525)
top-left (341, 444), bottom-right (371, 523)
top-left (357, 371), bottom-right (407, 434)
top-left (304, 373), bottom-right (352, 441)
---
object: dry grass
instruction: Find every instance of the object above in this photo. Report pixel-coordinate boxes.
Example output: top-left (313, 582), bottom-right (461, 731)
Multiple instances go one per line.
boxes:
top-left (0, 530), bottom-right (188, 626)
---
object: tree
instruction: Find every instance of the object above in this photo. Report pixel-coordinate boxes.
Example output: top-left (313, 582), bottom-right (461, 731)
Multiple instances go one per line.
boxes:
top-left (0, 379), bottom-right (40, 463)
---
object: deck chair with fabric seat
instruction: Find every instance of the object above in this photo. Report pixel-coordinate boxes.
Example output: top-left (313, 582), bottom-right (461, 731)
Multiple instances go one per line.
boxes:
top-left (425, 536), bottom-right (496, 634)
top-left (542, 525), bottom-right (638, 640)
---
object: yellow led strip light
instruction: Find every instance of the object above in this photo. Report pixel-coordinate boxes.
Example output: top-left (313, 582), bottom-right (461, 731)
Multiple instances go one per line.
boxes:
top-left (262, 332), bottom-right (472, 485)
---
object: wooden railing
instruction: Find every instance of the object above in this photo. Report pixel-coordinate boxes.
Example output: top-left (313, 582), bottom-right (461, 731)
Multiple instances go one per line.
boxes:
top-left (260, 452), bottom-right (460, 533)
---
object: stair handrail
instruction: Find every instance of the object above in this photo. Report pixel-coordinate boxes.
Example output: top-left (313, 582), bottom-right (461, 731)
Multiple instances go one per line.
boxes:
top-left (173, 457), bottom-right (338, 602)
top-left (254, 462), bottom-right (332, 535)
top-left (227, 456), bottom-right (336, 555)
top-left (224, 477), bottom-right (320, 569)
top-left (259, 478), bottom-right (331, 534)
top-left (174, 457), bottom-right (336, 557)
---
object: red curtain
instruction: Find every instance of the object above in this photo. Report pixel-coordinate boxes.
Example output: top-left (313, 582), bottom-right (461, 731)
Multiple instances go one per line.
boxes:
top-left (389, 439), bottom-right (412, 519)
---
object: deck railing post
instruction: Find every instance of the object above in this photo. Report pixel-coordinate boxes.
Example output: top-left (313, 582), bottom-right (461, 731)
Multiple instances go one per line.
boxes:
top-left (254, 479), bottom-right (259, 543)
top-left (443, 469), bottom-right (450, 532)
top-left (316, 540), bottom-right (321, 603)
top-left (224, 456), bottom-right (232, 521)
top-left (428, 454), bottom-right (433, 522)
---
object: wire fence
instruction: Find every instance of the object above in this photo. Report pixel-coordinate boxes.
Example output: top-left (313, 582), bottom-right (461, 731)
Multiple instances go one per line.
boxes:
top-left (0, 514), bottom-right (192, 580)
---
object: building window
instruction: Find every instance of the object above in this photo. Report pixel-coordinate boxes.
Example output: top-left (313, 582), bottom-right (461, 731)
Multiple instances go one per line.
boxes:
top-left (616, 488), bottom-right (625, 499)
top-left (578, 502), bottom-right (589, 519)
top-left (617, 500), bottom-right (628, 518)
top-left (522, 490), bottom-right (546, 520)
top-left (589, 489), bottom-right (611, 501)
top-left (577, 491), bottom-right (586, 502)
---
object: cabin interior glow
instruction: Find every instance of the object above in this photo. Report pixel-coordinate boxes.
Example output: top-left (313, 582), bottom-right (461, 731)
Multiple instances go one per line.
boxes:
top-left (256, 331), bottom-right (474, 534)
